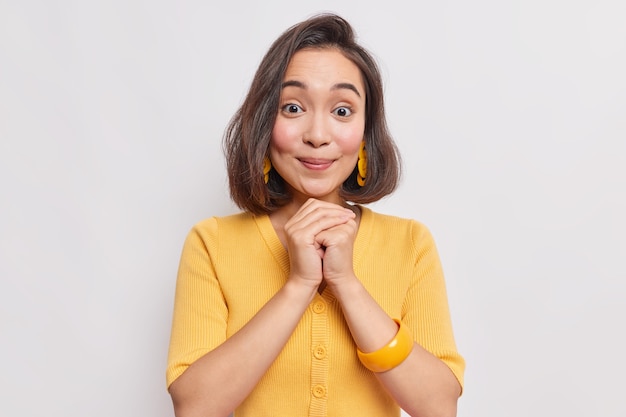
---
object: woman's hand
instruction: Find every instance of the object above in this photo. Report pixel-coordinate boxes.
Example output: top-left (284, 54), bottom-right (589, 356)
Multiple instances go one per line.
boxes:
top-left (316, 209), bottom-right (359, 286)
top-left (284, 199), bottom-right (356, 289)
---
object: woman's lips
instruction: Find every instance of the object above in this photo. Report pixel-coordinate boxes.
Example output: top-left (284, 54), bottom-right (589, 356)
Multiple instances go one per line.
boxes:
top-left (299, 158), bottom-right (334, 170)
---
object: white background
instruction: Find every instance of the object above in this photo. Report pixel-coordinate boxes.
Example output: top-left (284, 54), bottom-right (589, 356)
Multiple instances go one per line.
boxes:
top-left (1, 1), bottom-right (624, 416)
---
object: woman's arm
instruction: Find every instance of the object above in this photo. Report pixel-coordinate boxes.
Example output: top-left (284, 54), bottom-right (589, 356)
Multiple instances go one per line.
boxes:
top-left (317, 206), bottom-right (462, 417)
top-left (328, 279), bottom-right (461, 417)
top-left (169, 279), bottom-right (317, 417)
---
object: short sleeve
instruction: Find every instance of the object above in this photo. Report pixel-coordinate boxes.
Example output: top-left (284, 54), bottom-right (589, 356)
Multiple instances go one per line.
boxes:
top-left (402, 221), bottom-right (465, 392)
top-left (166, 218), bottom-right (228, 388)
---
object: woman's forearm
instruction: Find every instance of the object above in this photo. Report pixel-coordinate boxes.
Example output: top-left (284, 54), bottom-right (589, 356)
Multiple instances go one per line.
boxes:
top-left (169, 280), bottom-right (318, 417)
top-left (330, 277), bottom-right (461, 417)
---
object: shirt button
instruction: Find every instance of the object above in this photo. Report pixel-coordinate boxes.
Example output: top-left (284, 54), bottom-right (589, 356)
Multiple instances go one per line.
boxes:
top-left (312, 384), bottom-right (326, 398)
top-left (312, 301), bottom-right (326, 313)
top-left (313, 345), bottom-right (327, 359)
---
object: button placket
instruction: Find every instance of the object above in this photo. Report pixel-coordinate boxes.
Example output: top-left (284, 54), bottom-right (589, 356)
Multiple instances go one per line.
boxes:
top-left (309, 295), bottom-right (329, 416)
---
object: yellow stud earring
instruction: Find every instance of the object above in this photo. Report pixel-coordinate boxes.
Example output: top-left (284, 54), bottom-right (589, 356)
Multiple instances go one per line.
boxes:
top-left (263, 157), bottom-right (272, 184)
top-left (357, 141), bottom-right (367, 187)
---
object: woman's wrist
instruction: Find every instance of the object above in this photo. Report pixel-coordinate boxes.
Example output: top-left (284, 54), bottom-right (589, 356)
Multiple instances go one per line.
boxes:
top-left (325, 273), bottom-right (361, 298)
top-left (357, 319), bottom-right (414, 372)
top-left (283, 277), bottom-right (320, 303)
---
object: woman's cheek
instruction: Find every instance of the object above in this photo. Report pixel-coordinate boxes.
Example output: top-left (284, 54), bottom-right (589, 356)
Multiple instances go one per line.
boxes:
top-left (271, 119), bottom-right (300, 150)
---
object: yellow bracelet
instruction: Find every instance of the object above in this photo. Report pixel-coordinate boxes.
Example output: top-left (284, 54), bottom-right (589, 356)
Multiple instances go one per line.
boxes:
top-left (357, 319), bottom-right (414, 373)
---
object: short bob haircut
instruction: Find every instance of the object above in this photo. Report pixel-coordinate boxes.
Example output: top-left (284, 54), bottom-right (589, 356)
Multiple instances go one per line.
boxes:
top-left (224, 13), bottom-right (401, 214)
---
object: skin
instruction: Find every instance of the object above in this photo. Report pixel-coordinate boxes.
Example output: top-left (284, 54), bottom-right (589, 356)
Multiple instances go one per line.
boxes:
top-left (169, 48), bottom-right (461, 417)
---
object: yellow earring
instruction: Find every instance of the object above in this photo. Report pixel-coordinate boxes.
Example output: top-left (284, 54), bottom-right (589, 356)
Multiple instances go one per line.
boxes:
top-left (263, 157), bottom-right (272, 184)
top-left (357, 141), bottom-right (367, 187)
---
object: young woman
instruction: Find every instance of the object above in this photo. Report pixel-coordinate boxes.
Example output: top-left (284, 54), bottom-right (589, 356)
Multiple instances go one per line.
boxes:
top-left (166, 13), bottom-right (464, 417)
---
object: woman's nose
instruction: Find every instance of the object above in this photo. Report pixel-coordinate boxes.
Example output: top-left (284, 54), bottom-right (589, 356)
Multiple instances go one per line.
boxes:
top-left (303, 113), bottom-right (330, 148)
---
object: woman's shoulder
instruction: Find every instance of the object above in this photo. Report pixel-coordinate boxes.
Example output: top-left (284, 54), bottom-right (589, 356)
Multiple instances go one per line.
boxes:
top-left (361, 206), bottom-right (436, 246)
top-left (193, 211), bottom-right (255, 226)
top-left (362, 206), bottom-right (429, 230)
top-left (187, 211), bottom-right (259, 237)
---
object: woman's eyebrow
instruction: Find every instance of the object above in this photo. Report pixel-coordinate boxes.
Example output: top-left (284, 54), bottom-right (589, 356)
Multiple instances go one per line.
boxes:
top-left (281, 80), bottom-right (362, 98)
top-left (332, 82), bottom-right (361, 98)
top-left (281, 80), bottom-right (307, 90)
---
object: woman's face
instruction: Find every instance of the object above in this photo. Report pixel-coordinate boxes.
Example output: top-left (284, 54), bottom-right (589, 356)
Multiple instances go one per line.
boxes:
top-left (270, 47), bottom-right (366, 205)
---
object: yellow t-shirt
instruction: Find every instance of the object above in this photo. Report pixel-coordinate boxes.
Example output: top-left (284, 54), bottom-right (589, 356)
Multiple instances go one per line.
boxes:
top-left (167, 206), bottom-right (464, 416)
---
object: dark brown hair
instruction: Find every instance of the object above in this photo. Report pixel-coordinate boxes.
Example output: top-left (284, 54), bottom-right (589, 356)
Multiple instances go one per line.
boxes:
top-left (223, 13), bottom-right (401, 214)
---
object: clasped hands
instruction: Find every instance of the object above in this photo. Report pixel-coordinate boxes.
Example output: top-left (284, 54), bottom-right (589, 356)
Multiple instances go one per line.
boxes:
top-left (284, 198), bottom-right (358, 291)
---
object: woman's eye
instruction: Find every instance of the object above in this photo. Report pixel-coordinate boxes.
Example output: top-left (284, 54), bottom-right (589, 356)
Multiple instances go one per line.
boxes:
top-left (282, 104), bottom-right (303, 113)
top-left (333, 107), bottom-right (352, 117)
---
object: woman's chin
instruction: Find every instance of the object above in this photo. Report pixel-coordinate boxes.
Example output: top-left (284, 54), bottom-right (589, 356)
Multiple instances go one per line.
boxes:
top-left (293, 184), bottom-right (342, 203)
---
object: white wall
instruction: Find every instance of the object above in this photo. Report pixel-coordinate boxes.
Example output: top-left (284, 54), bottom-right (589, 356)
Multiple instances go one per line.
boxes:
top-left (1, 1), bottom-right (624, 416)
